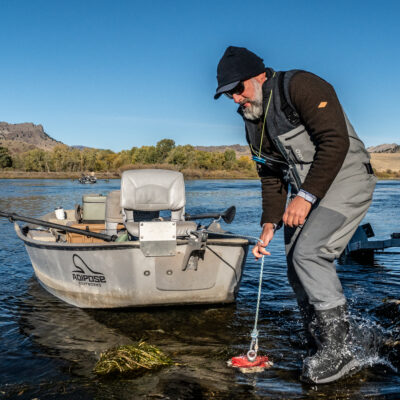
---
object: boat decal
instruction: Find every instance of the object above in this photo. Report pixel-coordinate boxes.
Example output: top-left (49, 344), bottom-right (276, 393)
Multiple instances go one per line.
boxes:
top-left (72, 254), bottom-right (107, 287)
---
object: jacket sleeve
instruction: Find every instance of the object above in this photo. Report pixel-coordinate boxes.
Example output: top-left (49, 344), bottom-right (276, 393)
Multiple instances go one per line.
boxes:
top-left (289, 72), bottom-right (350, 199)
top-left (258, 164), bottom-right (288, 226)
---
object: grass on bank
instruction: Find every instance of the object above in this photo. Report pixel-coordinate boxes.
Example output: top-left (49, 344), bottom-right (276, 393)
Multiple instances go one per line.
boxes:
top-left (0, 163), bottom-right (259, 180)
top-left (0, 165), bottom-right (399, 181)
top-left (374, 169), bottom-right (400, 179)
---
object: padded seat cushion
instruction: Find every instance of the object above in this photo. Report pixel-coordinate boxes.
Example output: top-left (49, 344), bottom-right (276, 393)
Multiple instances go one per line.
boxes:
top-left (121, 169), bottom-right (185, 211)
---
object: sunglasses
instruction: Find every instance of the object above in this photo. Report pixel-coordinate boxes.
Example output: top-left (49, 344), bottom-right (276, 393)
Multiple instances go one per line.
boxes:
top-left (224, 81), bottom-right (245, 99)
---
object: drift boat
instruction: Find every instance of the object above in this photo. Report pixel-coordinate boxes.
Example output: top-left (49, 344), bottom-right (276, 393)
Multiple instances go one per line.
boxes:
top-left (78, 174), bottom-right (97, 184)
top-left (5, 170), bottom-right (249, 308)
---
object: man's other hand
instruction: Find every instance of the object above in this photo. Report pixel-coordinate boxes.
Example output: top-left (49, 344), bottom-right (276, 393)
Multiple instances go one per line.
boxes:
top-left (282, 196), bottom-right (312, 227)
top-left (252, 222), bottom-right (275, 259)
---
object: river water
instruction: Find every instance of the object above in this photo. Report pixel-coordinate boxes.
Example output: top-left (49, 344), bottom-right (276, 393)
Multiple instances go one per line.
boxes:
top-left (0, 179), bottom-right (399, 399)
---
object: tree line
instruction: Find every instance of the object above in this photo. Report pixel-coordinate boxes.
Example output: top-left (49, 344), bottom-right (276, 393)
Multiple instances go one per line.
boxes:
top-left (0, 139), bottom-right (255, 173)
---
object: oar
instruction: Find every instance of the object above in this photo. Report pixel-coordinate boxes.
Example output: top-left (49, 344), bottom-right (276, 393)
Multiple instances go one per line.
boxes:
top-left (185, 206), bottom-right (236, 224)
top-left (0, 211), bottom-right (117, 242)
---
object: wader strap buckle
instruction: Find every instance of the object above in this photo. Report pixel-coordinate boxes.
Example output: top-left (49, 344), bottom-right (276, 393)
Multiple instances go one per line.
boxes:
top-left (365, 163), bottom-right (374, 174)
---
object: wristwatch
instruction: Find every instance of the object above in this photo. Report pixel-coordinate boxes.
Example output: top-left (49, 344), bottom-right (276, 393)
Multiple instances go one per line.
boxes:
top-left (262, 222), bottom-right (278, 232)
top-left (297, 189), bottom-right (317, 204)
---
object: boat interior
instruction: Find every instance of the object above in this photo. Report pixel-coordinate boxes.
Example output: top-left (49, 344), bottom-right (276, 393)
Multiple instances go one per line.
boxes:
top-left (24, 169), bottom-right (244, 251)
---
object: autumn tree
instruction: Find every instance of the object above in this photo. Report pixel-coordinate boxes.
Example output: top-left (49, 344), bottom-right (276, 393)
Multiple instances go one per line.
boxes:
top-left (167, 145), bottom-right (195, 168)
top-left (95, 150), bottom-right (116, 171)
top-left (20, 149), bottom-right (50, 171)
top-left (155, 139), bottom-right (175, 162)
top-left (112, 149), bottom-right (134, 169)
top-left (223, 149), bottom-right (237, 170)
top-left (0, 147), bottom-right (12, 168)
top-left (133, 146), bottom-right (159, 164)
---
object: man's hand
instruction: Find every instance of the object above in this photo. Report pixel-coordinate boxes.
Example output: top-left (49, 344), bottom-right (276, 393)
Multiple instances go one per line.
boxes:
top-left (282, 196), bottom-right (312, 227)
top-left (252, 222), bottom-right (275, 259)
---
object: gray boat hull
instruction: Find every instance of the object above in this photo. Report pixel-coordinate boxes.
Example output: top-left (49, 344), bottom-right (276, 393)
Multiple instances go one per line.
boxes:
top-left (16, 224), bottom-right (248, 308)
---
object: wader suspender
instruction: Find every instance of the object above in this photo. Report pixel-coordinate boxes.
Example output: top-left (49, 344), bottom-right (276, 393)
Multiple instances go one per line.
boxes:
top-left (251, 70), bottom-right (302, 160)
top-left (251, 72), bottom-right (286, 166)
top-left (278, 72), bottom-right (301, 125)
top-left (250, 70), bottom-right (303, 191)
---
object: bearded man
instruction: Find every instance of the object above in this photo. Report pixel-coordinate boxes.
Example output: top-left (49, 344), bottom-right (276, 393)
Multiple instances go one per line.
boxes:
top-left (214, 46), bottom-right (376, 384)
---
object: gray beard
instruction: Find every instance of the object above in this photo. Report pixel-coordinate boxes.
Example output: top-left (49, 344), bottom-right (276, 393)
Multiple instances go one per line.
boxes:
top-left (241, 79), bottom-right (263, 120)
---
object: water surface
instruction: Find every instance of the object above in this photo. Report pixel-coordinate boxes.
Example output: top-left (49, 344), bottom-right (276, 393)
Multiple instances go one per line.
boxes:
top-left (0, 179), bottom-right (399, 399)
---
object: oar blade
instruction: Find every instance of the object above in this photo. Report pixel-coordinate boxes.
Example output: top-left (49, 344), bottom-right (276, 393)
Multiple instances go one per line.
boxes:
top-left (222, 206), bottom-right (236, 224)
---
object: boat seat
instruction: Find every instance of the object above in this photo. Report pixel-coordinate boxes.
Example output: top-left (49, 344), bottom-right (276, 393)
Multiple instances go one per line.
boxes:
top-left (120, 169), bottom-right (197, 238)
top-left (106, 190), bottom-right (160, 228)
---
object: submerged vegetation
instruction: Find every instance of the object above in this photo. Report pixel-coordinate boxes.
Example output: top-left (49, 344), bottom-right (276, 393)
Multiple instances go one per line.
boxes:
top-left (0, 139), bottom-right (258, 179)
top-left (93, 342), bottom-right (174, 376)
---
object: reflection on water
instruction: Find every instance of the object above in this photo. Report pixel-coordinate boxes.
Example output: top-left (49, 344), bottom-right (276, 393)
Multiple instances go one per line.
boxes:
top-left (0, 179), bottom-right (399, 399)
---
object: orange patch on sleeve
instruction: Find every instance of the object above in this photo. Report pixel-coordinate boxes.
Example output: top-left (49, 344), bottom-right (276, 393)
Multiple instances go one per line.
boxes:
top-left (318, 101), bottom-right (328, 108)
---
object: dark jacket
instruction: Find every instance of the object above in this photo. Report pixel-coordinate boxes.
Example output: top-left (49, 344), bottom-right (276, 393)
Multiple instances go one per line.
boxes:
top-left (240, 70), bottom-right (353, 225)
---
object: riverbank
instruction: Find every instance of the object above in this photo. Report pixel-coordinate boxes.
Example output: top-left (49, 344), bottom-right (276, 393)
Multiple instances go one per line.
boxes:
top-left (0, 169), bottom-right (399, 180)
top-left (0, 167), bottom-right (259, 180)
top-left (1, 155), bottom-right (399, 180)
top-left (370, 153), bottom-right (400, 174)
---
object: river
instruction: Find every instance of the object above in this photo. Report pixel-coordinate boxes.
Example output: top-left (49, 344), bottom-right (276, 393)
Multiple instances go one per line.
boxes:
top-left (0, 179), bottom-right (399, 399)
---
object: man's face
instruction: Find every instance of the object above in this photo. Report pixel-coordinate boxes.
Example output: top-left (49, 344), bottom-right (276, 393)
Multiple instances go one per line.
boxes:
top-left (229, 78), bottom-right (263, 120)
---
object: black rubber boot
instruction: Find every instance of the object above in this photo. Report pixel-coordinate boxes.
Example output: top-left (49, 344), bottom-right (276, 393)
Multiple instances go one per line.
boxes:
top-left (300, 305), bottom-right (359, 384)
top-left (299, 302), bottom-right (319, 356)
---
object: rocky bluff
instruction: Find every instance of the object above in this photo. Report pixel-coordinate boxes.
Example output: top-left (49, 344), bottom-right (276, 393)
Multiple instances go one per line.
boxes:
top-left (0, 122), bottom-right (60, 154)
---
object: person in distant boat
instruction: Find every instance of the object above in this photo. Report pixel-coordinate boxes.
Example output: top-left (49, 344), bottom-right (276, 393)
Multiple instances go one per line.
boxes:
top-left (214, 46), bottom-right (377, 384)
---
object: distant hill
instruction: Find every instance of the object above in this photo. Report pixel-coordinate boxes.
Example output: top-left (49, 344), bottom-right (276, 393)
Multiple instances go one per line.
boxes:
top-left (0, 122), bottom-right (61, 154)
top-left (70, 145), bottom-right (97, 151)
top-left (367, 143), bottom-right (400, 153)
top-left (195, 144), bottom-right (251, 157)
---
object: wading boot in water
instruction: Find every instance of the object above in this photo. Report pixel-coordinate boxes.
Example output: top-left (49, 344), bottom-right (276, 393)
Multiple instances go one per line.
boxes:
top-left (299, 303), bottom-right (319, 356)
top-left (301, 305), bottom-right (359, 384)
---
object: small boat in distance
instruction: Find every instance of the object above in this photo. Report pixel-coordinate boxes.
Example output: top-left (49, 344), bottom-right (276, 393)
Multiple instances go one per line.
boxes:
top-left (78, 173), bottom-right (97, 184)
top-left (3, 169), bottom-right (249, 308)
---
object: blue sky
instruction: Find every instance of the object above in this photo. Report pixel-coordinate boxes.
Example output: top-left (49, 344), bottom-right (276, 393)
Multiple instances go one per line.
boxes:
top-left (1, 0), bottom-right (399, 151)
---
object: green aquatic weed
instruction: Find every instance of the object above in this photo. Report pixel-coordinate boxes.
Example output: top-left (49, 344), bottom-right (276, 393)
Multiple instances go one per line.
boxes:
top-left (93, 342), bottom-right (174, 376)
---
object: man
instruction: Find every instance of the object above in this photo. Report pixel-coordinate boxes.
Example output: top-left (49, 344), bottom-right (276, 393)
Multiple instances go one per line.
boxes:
top-left (214, 46), bottom-right (376, 384)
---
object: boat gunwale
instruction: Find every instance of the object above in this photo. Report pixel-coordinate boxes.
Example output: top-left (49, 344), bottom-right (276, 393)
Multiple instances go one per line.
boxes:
top-left (15, 223), bottom-right (250, 251)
